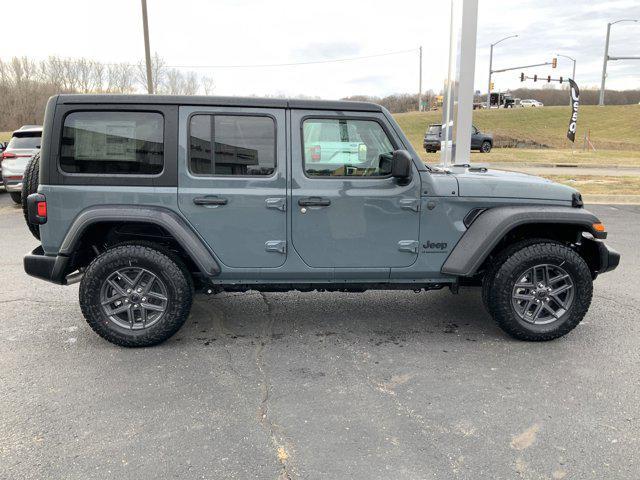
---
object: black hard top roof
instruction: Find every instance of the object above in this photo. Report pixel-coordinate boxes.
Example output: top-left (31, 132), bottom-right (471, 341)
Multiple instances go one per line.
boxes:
top-left (55, 94), bottom-right (383, 112)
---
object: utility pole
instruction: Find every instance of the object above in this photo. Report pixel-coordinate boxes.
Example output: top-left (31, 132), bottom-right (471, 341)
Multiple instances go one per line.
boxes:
top-left (141, 0), bottom-right (154, 94)
top-left (557, 53), bottom-right (576, 106)
top-left (418, 46), bottom-right (423, 111)
top-left (599, 19), bottom-right (638, 105)
top-left (487, 34), bottom-right (518, 109)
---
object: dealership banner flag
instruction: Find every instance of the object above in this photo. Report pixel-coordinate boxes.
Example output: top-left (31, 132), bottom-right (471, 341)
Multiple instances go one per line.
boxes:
top-left (567, 79), bottom-right (580, 142)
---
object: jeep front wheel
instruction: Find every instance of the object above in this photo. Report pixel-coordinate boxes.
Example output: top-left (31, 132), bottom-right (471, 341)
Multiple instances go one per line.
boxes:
top-left (484, 241), bottom-right (592, 341)
top-left (79, 245), bottom-right (193, 347)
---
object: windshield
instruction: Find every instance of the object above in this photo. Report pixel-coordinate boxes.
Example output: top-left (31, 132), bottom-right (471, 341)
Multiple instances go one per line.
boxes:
top-left (427, 125), bottom-right (441, 135)
top-left (8, 133), bottom-right (41, 149)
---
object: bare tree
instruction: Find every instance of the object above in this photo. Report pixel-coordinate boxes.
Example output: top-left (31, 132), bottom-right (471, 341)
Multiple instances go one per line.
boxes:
top-left (201, 76), bottom-right (214, 95)
top-left (137, 52), bottom-right (165, 93)
top-left (183, 72), bottom-right (199, 95)
top-left (163, 68), bottom-right (183, 94)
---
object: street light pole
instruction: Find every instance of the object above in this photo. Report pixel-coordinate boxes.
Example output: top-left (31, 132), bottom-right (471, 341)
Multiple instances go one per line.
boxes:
top-left (599, 19), bottom-right (638, 105)
top-left (557, 53), bottom-right (576, 106)
top-left (141, 0), bottom-right (154, 94)
top-left (487, 34), bottom-right (518, 109)
top-left (486, 43), bottom-right (493, 109)
top-left (418, 46), bottom-right (423, 111)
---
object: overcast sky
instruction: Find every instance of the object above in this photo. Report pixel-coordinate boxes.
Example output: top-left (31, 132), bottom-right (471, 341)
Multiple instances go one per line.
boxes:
top-left (3, 0), bottom-right (639, 98)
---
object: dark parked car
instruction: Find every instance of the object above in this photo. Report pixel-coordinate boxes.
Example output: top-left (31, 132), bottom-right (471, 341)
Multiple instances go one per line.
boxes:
top-left (423, 124), bottom-right (493, 153)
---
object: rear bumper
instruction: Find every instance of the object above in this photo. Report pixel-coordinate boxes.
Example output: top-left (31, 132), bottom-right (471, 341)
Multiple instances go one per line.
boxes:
top-left (23, 246), bottom-right (70, 285)
top-left (2, 178), bottom-right (23, 192)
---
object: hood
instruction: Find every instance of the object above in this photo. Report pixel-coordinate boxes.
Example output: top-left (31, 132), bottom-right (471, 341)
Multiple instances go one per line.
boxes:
top-left (451, 166), bottom-right (578, 202)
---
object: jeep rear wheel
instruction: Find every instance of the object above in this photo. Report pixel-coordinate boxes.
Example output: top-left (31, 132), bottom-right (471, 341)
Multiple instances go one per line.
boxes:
top-left (484, 241), bottom-right (592, 341)
top-left (79, 245), bottom-right (193, 347)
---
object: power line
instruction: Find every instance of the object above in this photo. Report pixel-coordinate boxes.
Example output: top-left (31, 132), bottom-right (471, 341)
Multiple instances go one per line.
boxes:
top-left (106, 48), bottom-right (418, 69)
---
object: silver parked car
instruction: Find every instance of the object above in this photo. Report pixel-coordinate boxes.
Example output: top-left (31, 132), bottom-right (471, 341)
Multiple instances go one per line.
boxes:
top-left (1, 125), bottom-right (42, 203)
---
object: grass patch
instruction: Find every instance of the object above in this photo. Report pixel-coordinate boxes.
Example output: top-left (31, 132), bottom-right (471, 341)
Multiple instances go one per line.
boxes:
top-left (0, 131), bottom-right (11, 143)
top-left (483, 149), bottom-right (640, 167)
top-left (394, 104), bottom-right (640, 151)
top-left (540, 175), bottom-right (640, 195)
top-left (420, 148), bottom-right (640, 167)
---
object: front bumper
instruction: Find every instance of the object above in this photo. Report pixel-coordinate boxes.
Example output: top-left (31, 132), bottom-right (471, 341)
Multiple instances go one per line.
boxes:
top-left (24, 246), bottom-right (70, 285)
top-left (580, 236), bottom-right (620, 276)
top-left (595, 240), bottom-right (620, 274)
top-left (423, 140), bottom-right (440, 151)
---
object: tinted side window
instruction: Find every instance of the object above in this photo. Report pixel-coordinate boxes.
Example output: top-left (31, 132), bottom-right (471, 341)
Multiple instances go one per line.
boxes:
top-left (302, 118), bottom-right (395, 177)
top-left (189, 115), bottom-right (276, 176)
top-left (60, 111), bottom-right (163, 175)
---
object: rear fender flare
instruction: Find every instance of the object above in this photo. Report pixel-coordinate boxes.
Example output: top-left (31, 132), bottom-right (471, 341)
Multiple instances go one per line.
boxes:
top-left (59, 206), bottom-right (220, 276)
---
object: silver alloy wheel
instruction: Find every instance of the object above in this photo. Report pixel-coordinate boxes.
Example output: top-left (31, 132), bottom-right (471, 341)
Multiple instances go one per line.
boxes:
top-left (100, 267), bottom-right (168, 330)
top-left (511, 264), bottom-right (574, 325)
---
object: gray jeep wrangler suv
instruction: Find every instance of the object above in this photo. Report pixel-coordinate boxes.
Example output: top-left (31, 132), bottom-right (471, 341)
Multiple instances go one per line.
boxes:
top-left (22, 94), bottom-right (619, 347)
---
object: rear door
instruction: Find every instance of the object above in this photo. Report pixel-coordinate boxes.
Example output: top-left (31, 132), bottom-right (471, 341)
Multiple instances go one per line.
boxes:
top-left (290, 110), bottom-right (421, 270)
top-left (178, 107), bottom-right (287, 268)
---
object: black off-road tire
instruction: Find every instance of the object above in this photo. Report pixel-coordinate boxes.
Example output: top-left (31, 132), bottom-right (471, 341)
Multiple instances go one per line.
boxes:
top-left (21, 152), bottom-right (40, 239)
top-left (484, 240), bottom-right (593, 341)
top-left (79, 244), bottom-right (193, 347)
top-left (481, 238), bottom-right (546, 315)
top-left (114, 239), bottom-right (195, 296)
top-left (9, 191), bottom-right (21, 203)
top-left (480, 141), bottom-right (492, 153)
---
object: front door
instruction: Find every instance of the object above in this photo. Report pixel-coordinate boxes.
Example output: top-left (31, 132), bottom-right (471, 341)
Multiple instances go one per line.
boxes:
top-left (290, 110), bottom-right (421, 270)
top-left (178, 107), bottom-right (287, 268)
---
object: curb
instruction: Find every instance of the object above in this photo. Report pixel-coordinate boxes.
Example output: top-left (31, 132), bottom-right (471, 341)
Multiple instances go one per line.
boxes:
top-left (583, 194), bottom-right (640, 205)
top-left (488, 162), bottom-right (640, 170)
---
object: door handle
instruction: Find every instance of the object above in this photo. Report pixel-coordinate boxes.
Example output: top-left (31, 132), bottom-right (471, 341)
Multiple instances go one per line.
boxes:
top-left (298, 197), bottom-right (331, 207)
top-left (193, 196), bottom-right (228, 206)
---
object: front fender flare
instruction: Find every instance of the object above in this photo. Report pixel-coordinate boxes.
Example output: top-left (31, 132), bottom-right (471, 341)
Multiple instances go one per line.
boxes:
top-left (59, 205), bottom-right (220, 276)
top-left (441, 206), bottom-right (603, 277)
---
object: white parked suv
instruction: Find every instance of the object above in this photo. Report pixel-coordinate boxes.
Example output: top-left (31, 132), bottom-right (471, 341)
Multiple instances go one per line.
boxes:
top-left (1, 125), bottom-right (42, 203)
top-left (521, 99), bottom-right (543, 108)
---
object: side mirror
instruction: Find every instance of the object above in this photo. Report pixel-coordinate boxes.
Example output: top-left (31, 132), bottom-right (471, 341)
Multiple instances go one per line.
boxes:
top-left (391, 149), bottom-right (413, 182)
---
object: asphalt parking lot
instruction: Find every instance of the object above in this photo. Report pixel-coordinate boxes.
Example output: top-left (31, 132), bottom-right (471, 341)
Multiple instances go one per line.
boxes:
top-left (1, 192), bottom-right (638, 480)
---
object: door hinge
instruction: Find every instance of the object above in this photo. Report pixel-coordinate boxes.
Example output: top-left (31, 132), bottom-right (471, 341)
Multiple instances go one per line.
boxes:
top-left (399, 198), bottom-right (420, 212)
top-left (398, 240), bottom-right (419, 253)
top-left (265, 197), bottom-right (286, 211)
top-left (265, 240), bottom-right (286, 254)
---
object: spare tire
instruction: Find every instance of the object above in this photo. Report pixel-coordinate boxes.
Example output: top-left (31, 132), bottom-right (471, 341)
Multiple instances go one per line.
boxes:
top-left (21, 152), bottom-right (41, 240)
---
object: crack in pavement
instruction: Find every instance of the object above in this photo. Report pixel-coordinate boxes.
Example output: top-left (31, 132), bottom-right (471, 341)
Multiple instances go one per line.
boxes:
top-left (256, 292), bottom-right (296, 480)
top-left (0, 298), bottom-right (71, 306)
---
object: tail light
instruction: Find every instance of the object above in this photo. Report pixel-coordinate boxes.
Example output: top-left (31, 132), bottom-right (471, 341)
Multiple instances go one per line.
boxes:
top-left (310, 145), bottom-right (321, 162)
top-left (37, 200), bottom-right (47, 218)
top-left (1, 152), bottom-right (31, 160)
top-left (27, 193), bottom-right (47, 225)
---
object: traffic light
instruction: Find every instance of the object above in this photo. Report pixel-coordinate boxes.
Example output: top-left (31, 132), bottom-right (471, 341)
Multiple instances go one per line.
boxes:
top-left (520, 72), bottom-right (525, 82)
top-left (551, 57), bottom-right (557, 68)
top-left (490, 82), bottom-right (494, 90)
top-left (533, 74), bottom-right (538, 82)
top-left (547, 75), bottom-right (551, 83)
top-left (559, 76), bottom-right (563, 84)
